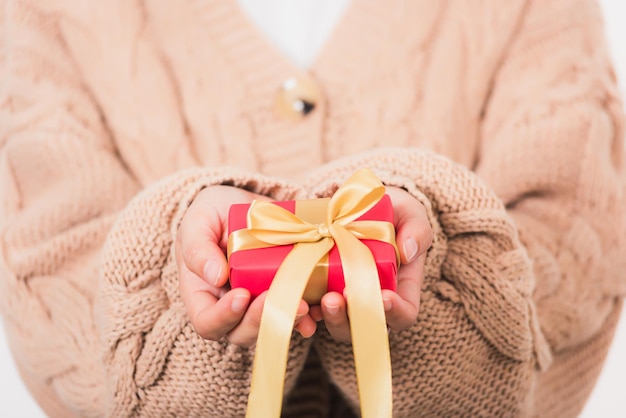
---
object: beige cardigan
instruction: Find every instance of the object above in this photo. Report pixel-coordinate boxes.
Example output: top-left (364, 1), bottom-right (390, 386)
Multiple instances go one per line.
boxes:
top-left (1, 0), bottom-right (625, 416)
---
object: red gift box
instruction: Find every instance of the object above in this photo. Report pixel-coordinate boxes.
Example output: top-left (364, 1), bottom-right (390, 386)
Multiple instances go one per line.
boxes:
top-left (227, 195), bottom-right (398, 304)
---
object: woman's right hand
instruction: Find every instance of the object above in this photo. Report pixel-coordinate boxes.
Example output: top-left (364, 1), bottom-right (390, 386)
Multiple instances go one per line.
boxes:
top-left (176, 185), bottom-right (317, 347)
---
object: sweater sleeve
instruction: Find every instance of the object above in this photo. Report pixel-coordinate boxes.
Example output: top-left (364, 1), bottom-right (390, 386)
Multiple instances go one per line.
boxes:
top-left (303, 0), bottom-right (625, 416)
top-left (476, 0), bottom-right (625, 351)
top-left (0, 3), bottom-right (310, 417)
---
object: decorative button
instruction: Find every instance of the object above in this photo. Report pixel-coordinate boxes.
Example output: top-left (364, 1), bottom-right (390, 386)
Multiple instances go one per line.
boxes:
top-left (275, 76), bottom-right (321, 120)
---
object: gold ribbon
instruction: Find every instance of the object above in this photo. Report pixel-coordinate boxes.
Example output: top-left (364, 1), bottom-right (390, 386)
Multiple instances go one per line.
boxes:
top-left (228, 169), bottom-right (398, 418)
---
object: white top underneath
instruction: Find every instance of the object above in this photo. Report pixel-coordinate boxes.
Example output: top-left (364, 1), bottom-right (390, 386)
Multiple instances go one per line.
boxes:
top-left (236, 0), bottom-right (350, 69)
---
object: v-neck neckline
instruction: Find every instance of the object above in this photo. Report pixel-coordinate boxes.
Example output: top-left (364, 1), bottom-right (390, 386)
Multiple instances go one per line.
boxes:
top-left (233, 0), bottom-right (352, 71)
top-left (197, 0), bottom-right (391, 87)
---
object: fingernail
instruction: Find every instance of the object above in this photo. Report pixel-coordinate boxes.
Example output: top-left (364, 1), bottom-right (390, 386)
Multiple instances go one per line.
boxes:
top-left (204, 260), bottom-right (222, 286)
top-left (231, 294), bottom-right (248, 313)
top-left (403, 238), bottom-right (418, 263)
top-left (326, 304), bottom-right (339, 315)
top-left (383, 297), bottom-right (392, 312)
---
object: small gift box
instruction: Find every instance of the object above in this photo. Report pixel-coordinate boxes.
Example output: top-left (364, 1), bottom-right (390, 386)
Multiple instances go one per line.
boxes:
top-left (226, 169), bottom-right (397, 418)
top-left (227, 195), bottom-right (397, 304)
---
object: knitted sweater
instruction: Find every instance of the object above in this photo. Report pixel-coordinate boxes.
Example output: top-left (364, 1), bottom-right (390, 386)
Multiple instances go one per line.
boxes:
top-left (1, 0), bottom-right (625, 417)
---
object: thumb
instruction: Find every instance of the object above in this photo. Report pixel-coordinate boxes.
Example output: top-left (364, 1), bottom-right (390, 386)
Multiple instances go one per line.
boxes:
top-left (176, 198), bottom-right (229, 288)
top-left (386, 187), bottom-right (432, 265)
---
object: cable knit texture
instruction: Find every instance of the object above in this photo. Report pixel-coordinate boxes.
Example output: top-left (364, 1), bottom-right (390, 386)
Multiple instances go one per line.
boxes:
top-left (0, 0), bottom-right (624, 417)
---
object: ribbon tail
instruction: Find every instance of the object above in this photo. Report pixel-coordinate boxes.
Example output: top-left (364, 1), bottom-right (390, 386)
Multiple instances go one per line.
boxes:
top-left (332, 225), bottom-right (393, 418)
top-left (246, 239), bottom-right (334, 418)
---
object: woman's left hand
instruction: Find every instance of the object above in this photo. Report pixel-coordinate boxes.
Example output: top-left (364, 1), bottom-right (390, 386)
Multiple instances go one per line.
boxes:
top-left (310, 186), bottom-right (433, 341)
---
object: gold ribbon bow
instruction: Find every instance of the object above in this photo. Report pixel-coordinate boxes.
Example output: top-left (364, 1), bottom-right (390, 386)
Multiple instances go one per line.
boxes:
top-left (228, 168), bottom-right (398, 418)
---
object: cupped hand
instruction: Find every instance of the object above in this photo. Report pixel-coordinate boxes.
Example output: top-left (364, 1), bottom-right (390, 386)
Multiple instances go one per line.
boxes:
top-left (311, 186), bottom-right (433, 341)
top-left (176, 185), bottom-right (317, 347)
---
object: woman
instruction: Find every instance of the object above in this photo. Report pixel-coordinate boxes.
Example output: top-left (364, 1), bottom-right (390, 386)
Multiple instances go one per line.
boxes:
top-left (1, 0), bottom-right (624, 416)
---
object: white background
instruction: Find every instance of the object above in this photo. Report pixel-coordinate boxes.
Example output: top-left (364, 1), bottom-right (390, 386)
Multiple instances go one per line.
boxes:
top-left (1, 1), bottom-right (626, 417)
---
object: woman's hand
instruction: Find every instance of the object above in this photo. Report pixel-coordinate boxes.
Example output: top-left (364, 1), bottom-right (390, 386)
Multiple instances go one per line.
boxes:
top-left (176, 185), bottom-right (317, 347)
top-left (311, 186), bottom-right (433, 341)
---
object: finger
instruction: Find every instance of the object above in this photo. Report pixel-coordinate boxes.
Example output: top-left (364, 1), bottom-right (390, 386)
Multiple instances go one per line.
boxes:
top-left (178, 259), bottom-right (251, 340)
top-left (177, 202), bottom-right (229, 288)
top-left (228, 296), bottom-right (315, 346)
top-left (294, 300), bottom-right (317, 338)
top-left (383, 252), bottom-right (425, 331)
top-left (396, 208), bottom-right (432, 265)
top-left (225, 292), bottom-right (266, 347)
top-left (386, 187), bottom-right (433, 264)
top-left (309, 305), bottom-right (323, 322)
top-left (321, 292), bottom-right (351, 342)
top-left (177, 244), bottom-right (217, 309)
top-left (294, 315), bottom-right (317, 338)
top-left (226, 294), bottom-right (312, 346)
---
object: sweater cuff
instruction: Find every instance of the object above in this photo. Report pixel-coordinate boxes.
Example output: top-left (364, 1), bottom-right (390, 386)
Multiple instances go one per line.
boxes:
top-left (99, 166), bottom-right (309, 417)
top-left (304, 147), bottom-right (552, 370)
top-left (167, 166), bottom-right (306, 245)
